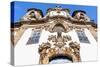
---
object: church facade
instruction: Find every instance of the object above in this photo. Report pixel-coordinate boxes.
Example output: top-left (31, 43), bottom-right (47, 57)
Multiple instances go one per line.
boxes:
top-left (11, 6), bottom-right (97, 66)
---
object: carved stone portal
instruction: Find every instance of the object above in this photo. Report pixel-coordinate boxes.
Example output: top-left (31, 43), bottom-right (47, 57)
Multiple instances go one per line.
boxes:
top-left (38, 33), bottom-right (81, 64)
top-left (38, 19), bottom-right (81, 64)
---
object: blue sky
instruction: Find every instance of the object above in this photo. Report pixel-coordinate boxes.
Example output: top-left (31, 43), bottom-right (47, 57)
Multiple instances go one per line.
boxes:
top-left (11, 1), bottom-right (97, 23)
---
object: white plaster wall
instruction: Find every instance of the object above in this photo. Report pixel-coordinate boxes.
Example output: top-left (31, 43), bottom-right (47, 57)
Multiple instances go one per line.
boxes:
top-left (80, 29), bottom-right (98, 62)
top-left (14, 28), bottom-right (57, 66)
top-left (15, 28), bottom-right (37, 66)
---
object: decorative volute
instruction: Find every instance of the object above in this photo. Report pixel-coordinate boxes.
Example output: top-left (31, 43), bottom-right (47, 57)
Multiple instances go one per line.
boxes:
top-left (21, 8), bottom-right (43, 21)
top-left (72, 10), bottom-right (90, 22)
